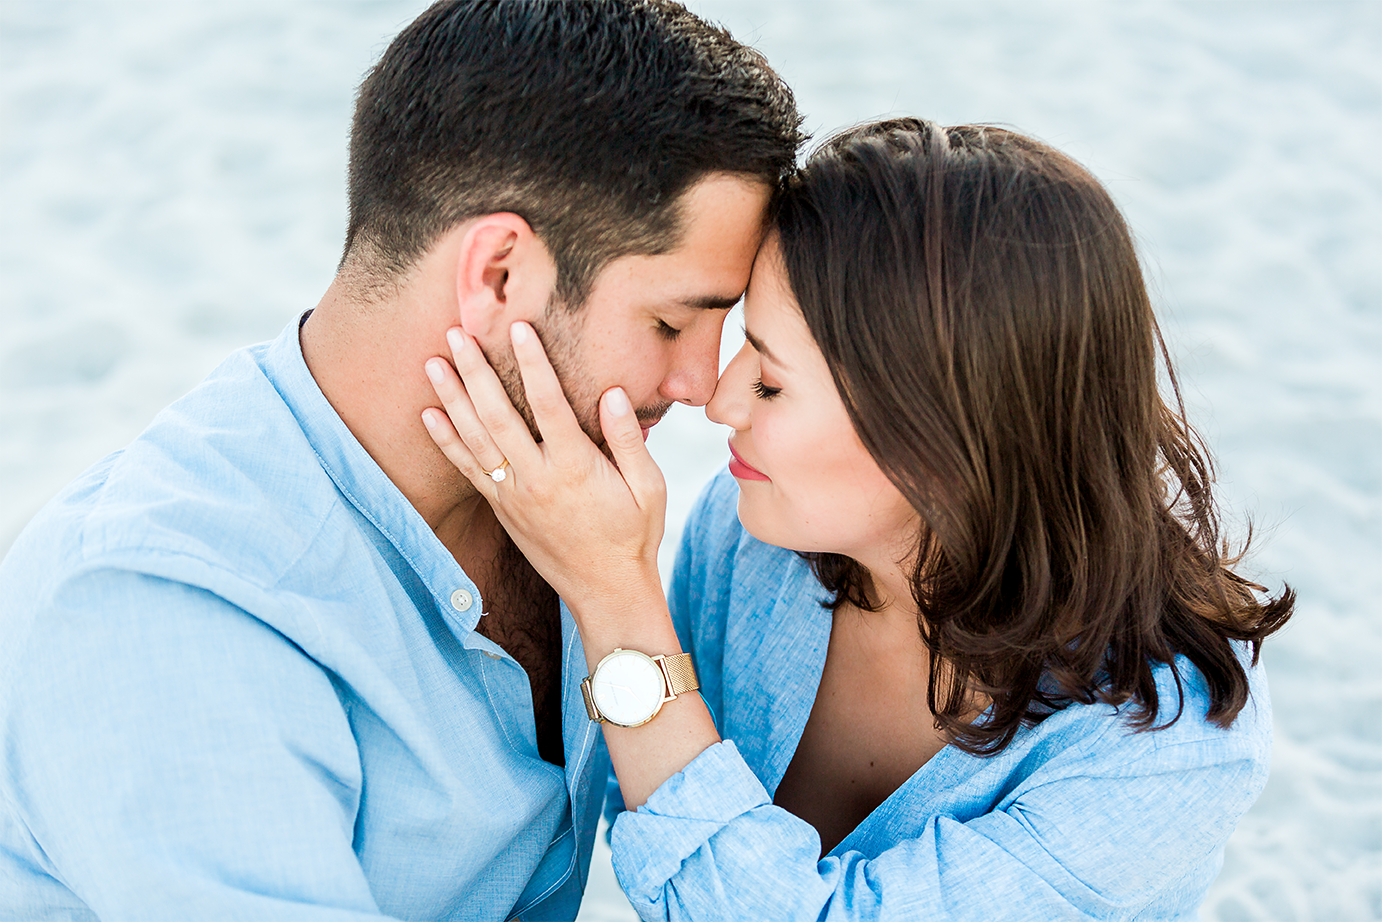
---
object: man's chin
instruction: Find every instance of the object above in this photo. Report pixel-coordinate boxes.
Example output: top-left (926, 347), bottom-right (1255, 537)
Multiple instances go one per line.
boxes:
top-left (583, 408), bottom-right (666, 458)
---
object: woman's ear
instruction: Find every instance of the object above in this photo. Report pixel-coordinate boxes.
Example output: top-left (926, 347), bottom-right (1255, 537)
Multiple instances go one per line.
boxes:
top-left (454, 213), bottom-right (557, 338)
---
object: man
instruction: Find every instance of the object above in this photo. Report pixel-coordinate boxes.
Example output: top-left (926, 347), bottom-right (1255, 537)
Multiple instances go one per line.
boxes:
top-left (0, 1), bottom-right (801, 918)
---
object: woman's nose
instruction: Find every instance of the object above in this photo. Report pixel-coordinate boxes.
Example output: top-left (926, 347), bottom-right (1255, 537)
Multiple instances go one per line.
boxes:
top-left (706, 344), bottom-right (755, 429)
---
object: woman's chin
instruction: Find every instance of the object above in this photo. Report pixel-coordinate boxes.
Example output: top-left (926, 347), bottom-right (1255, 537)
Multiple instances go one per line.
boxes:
top-left (734, 494), bottom-right (776, 548)
top-left (733, 494), bottom-right (818, 555)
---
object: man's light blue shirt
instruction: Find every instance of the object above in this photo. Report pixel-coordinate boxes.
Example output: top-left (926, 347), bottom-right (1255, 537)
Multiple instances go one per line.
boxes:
top-left (0, 317), bottom-right (607, 921)
top-left (609, 471), bottom-right (1274, 921)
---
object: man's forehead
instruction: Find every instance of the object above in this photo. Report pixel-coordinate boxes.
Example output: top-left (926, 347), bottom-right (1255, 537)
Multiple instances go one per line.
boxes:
top-left (578, 174), bottom-right (769, 312)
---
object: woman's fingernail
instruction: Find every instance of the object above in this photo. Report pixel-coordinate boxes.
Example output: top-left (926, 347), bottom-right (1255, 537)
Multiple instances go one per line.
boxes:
top-left (446, 327), bottom-right (466, 353)
top-left (421, 409), bottom-right (438, 430)
top-left (606, 387), bottom-right (631, 416)
top-left (425, 359), bottom-right (445, 383)
top-left (511, 322), bottom-right (530, 346)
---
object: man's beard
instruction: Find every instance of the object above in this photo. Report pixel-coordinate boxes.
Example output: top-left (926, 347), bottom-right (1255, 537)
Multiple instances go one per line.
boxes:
top-left (483, 300), bottom-right (671, 451)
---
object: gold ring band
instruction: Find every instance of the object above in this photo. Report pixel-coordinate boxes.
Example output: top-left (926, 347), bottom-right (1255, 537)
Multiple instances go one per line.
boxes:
top-left (482, 459), bottom-right (510, 483)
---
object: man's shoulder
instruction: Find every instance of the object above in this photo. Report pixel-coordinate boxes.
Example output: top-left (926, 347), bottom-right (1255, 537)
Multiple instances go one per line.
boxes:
top-left (5, 343), bottom-right (343, 596)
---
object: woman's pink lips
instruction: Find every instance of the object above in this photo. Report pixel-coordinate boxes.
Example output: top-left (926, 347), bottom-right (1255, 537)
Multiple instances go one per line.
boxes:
top-left (727, 440), bottom-right (771, 482)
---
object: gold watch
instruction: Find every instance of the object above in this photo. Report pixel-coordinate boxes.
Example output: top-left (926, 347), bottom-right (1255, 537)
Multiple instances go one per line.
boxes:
top-left (581, 649), bottom-right (699, 728)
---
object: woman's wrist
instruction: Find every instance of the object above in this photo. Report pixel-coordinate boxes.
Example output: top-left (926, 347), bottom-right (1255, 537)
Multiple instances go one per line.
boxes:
top-left (570, 585), bottom-right (683, 674)
top-left (564, 565), bottom-right (664, 626)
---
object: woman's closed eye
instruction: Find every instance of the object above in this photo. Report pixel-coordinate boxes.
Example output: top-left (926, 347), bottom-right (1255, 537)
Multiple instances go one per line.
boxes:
top-left (751, 378), bottom-right (781, 400)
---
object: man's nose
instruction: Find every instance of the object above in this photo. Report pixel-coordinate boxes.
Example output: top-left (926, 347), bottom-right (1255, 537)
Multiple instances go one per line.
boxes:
top-left (660, 324), bottom-right (724, 407)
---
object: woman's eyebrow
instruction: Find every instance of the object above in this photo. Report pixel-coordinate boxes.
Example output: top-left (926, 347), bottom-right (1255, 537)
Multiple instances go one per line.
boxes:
top-left (743, 327), bottom-right (784, 367)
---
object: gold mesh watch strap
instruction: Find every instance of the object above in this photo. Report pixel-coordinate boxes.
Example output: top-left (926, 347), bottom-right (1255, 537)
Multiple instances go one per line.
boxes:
top-left (580, 678), bottom-right (600, 721)
top-left (656, 652), bottom-right (699, 699)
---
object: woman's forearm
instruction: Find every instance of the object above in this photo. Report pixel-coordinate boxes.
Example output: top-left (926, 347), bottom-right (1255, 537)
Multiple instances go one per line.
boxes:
top-left (418, 323), bottom-right (722, 806)
top-left (570, 590), bottom-right (722, 809)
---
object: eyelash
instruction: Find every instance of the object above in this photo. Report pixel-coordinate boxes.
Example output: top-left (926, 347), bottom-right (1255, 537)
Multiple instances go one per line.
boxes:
top-left (751, 378), bottom-right (781, 400)
top-left (656, 320), bottom-right (682, 341)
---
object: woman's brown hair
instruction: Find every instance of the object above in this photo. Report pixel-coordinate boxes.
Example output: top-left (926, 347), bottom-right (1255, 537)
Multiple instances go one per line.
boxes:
top-left (777, 119), bottom-right (1294, 755)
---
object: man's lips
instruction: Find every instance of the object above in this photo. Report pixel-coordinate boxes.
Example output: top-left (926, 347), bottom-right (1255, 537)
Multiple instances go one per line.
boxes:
top-left (727, 440), bottom-right (771, 482)
top-left (637, 415), bottom-right (663, 443)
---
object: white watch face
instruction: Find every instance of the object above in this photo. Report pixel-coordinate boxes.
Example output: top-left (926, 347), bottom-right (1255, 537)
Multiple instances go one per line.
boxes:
top-left (591, 650), bottom-right (665, 727)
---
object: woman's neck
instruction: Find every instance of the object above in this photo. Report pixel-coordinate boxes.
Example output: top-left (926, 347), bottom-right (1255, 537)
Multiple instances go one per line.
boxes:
top-left (855, 547), bottom-right (920, 626)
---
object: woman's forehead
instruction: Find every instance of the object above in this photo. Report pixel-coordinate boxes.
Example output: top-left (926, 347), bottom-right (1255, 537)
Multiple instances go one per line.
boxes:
top-left (742, 261), bottom-right (826, 375)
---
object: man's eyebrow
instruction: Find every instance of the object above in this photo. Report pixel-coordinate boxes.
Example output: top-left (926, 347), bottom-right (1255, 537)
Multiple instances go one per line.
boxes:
top-left (743, 328), bottom-right (782, 366)
top-left (674, 294), bottom-right (743, 311)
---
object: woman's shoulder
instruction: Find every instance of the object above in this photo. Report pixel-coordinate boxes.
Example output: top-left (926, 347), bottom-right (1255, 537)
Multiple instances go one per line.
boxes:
top-left (680, 469), bottom-right (745, 547)
top-left (676, 469), bottom-right (799, 584)
top-left (1149, 646), bottom-right (1273, 764)
top-left (1015, 647), bottom-right (1273, 785)
top-left (670, 469), bottom-right (814, 644)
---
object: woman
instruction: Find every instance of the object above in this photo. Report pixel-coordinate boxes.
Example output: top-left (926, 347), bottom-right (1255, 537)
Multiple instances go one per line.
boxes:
top-left (420, 119), bottom-right (1293, 920)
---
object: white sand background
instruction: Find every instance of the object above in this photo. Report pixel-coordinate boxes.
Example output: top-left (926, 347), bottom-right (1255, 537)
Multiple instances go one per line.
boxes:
top-left (1, 2), bottom-right (1377, 919)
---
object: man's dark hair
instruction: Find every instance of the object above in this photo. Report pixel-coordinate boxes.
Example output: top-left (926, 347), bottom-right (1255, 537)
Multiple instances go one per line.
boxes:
top-left (345, 0), bottom-right (804, 306)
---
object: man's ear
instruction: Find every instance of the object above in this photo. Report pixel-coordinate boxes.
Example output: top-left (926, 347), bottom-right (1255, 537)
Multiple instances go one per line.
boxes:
top-left (454, 213), bottom-right (556, 338)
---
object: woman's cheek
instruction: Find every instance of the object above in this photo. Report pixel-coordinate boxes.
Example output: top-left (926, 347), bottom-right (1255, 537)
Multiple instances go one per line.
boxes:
top-left (762, 427), bottom-right (825, 548)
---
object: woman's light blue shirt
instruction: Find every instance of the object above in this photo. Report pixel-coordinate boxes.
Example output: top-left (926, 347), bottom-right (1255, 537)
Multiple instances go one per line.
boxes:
top-left (609, 471), bottom-right (1273, 921)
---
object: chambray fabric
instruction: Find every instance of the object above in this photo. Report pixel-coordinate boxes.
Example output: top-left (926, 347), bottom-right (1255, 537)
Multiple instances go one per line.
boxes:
top-left (0, 316), bottom-right (607, 922)
top-left (609, 471), bottom-right (1273, 922)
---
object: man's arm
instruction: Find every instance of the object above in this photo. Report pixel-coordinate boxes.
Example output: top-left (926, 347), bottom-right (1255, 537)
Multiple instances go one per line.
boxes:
top-left (5, 566), bottom-right (391, 919)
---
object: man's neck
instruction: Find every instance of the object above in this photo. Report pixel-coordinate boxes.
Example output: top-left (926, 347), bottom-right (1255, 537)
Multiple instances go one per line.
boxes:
top-left (298, 277), bottom-right (502, 569)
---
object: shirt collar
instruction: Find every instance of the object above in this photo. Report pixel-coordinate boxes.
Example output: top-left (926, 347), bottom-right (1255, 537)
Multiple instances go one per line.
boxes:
top-left (258, 312), bottom-right (486, 637)
top-left (256, 314), bottom-right (603, 813)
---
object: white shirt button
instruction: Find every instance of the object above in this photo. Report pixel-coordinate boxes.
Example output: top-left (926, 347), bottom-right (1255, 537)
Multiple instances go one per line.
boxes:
top-left (450, 589), bottom-right (474, 612)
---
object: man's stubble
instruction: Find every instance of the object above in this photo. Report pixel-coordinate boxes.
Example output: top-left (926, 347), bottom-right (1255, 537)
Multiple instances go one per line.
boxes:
top-left (484, 299), bottom-right (671, 453)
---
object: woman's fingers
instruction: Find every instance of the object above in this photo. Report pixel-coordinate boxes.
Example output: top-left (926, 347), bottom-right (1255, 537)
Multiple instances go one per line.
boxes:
top-left (420, 402), bottom-right (483, 489)
top-left (421, 406), bottom-right (477, 478)
top-left (443, 326), bottom-right (540, 470)
top-left (600, 387), bottom-right (667, 523)
top-left (423, 357), bottom-right (507, 487)
top-left (508, 322), bottom-right (588, 456)
top-left (421, 324), bottom-right (668, 610)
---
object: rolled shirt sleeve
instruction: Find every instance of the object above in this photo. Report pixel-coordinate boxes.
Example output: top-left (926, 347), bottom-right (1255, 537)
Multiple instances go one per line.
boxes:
top-left (611, 730), bottom-right (1264, 922)
top-left (637, 469), bottom-right (1272, 922)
